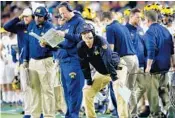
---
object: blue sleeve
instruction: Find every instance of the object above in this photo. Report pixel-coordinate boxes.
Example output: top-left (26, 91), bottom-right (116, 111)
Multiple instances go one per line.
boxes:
top-left (100, 37), bottom-right (119, 81)
top-left (64, 19), bottom-right (84, 43)
top-left (144, 32), bottom-right (156, 59)
top-left (11, 47), bottom-right (18, 63)
top-left (58, 19), bottom-right (84, 48)
top-left (64, 33), bottom-right (81, 43)
top-left (77, 42), bottom-right (92, 85)
top-left (23, 34), bottom-right (30, 62)
top-left (3, 17), bottom-right (24, 34)
top-left (106, 27), bottom-right (115, 44)
top-left (23, 23), bottom-right (33, 62)
top-left (170, 34), bottom-right (174, 55)
top-left (58, 39), bottom-right (75, 49)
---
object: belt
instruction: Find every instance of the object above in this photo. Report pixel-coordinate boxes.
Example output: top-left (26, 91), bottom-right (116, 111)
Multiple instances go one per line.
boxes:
top-left (33, 55), bottom-right (52, 60)
top-left (115, 66), bottom-right (122, 70)
top-left (121, 54), bottom-right (134, 57)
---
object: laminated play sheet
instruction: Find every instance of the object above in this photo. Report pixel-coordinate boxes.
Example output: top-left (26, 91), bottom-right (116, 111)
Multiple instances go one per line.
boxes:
top-left (29, 28), bottom-right (64, 48)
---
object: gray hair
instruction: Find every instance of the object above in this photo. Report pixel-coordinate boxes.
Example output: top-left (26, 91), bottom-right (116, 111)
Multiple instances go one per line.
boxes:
top-left (144, 10), bottom-right (158, 22)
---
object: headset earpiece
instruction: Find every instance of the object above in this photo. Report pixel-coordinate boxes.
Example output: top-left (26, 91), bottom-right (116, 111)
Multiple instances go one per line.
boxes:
top-left (57, 2), bottom-right (73, 12)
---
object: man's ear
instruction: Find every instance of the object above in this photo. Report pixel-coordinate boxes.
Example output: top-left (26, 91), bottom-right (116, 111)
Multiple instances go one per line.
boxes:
top-left (147, 19), bottom-right (150, 24)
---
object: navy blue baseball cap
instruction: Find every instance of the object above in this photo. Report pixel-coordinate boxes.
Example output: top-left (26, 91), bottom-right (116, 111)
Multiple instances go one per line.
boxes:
top-left (34, 6), bottom-right (47, 17)
top-left (80, 23), bottom-right (95, 34)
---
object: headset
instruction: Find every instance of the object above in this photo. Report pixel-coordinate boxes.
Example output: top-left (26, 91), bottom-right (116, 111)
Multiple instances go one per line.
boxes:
top-left (87, 23), bottom-right (95, 35)
top-left (42, 7), bottom-right (49, 20)
top-left (81, 23), bottom-right (96, 38)
top-left (57, 2), bottom-right (73, 12)
top-left (45, 9), bottom-right (50, 20)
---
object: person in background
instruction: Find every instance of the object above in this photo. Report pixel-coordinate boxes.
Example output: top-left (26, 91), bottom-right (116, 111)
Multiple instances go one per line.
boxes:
top-left (3, 8), bottom-right (34, 118)
top-left (125, 8), bottom-right (149, 117)
top-left (103, 11), bottom-right (139, 118)
top-left (23, 6), bottom-right (55, 118)
top-left (144, 10), bottom-right (175, 117)
top-left (55, 2), bottom-right (85, 118)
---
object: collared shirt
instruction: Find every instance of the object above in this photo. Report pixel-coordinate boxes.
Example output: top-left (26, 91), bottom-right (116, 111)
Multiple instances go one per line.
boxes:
top-left (106, 20), bottom-right (136, 57)
top-left (126, 23), bottom-right (146, 68)
top-left (24, 20), bottom-right (53, 60)
top-left (144, 23), bottom-right (174, 73)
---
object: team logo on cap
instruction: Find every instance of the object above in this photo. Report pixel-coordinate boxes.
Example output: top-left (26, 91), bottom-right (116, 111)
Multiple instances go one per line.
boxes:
top-left (69, 72), bottom-right (76, 79)
top-left (36, 9), bottom-right (41, 13)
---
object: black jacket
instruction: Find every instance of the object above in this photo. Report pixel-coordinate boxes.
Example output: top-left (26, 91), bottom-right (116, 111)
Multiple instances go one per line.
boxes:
top-left (77, 35), bottom-right (120, 85)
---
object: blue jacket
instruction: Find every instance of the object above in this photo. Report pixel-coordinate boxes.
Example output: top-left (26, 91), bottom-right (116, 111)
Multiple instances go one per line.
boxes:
top-left (126, 23), bottom-right (146, 68)
top-left (144, 23), bottom-right (174, 73)
top-left (106, 20), bottom-right (136, 57)
top-left (24, 20), bottom-right (54, 61)
top-left (3, 17), bottom-right (29, 64)
top-left (77, 35), bottom-right (120, 85)
top-left (11, 45), bottom-right (18, 63)
top-left (55, 14), bottom-right (85, 62)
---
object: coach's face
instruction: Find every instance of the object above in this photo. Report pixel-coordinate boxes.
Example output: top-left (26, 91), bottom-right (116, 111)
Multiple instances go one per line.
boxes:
top-left (81, 31), bottom-right (94, 49)
top-left (35, 15), bottom-right (45, 25)
top-left (23, 15), bottom-right (33, 25)
top-left (58, 6), bottom-right (71, 22)
top-left (130, 12), bottom-right (141, 26)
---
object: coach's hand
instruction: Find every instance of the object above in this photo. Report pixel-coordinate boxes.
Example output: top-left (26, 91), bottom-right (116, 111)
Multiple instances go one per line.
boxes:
top-left (39, 39), bottom-right (47, 47)
top-left (18, 14), bottom-right (24, 20)
top-left (56, 30), bottom-right (65, 37)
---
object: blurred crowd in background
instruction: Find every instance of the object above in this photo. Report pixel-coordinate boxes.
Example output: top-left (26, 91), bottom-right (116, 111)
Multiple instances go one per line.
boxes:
top-left (1, 1), bottom-right (175, 27)
top-left (1, 1), bottom-right (175, 118)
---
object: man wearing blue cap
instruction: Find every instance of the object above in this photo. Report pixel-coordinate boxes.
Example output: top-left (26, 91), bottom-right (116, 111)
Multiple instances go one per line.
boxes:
top-left (4, 8), bottom-right (34, 118)
top-left (54, 2), bottom-right (85, 118)
top-left (23, 6), bottom-right (55, 118)
top-left (77, 23), bottom-right (121, 118)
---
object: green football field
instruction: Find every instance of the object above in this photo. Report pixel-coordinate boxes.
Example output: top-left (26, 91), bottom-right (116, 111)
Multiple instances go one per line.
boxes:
top-left (1, 104), bottom-right (175, 118)
top-left (0, 103), bottom-right (111, 118)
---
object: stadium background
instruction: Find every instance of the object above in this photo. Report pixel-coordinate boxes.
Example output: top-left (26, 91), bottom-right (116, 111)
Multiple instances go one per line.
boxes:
top-left (1, 1), bottom-right (175, 118)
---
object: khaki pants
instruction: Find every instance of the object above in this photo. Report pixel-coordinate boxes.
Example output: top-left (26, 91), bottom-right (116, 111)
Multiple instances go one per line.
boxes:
top-left (53, 65), bottom-right (66, 113)
top-left (146, 73), bottom-right (170, 113)
top-left (83, 72), bottom-right (111, 118)
top-left (20, 65), bottom-right (32, 115)
top-left (83, 59), bottom-right (129, 118)
top-left (135, 68), bottom-right (147, 113)
top-left (122, 55), bottom-right (139, 116)
top-left (135, 71), bottom-right (170, 114)
top-left (113, 59), bottom-right (129, 118)
top-left (29, 57), bottom-right (55, 118)
top-left (113, 56), bottom-right (138, 117)
top-left (54, 85), bottom-right (66, 113)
